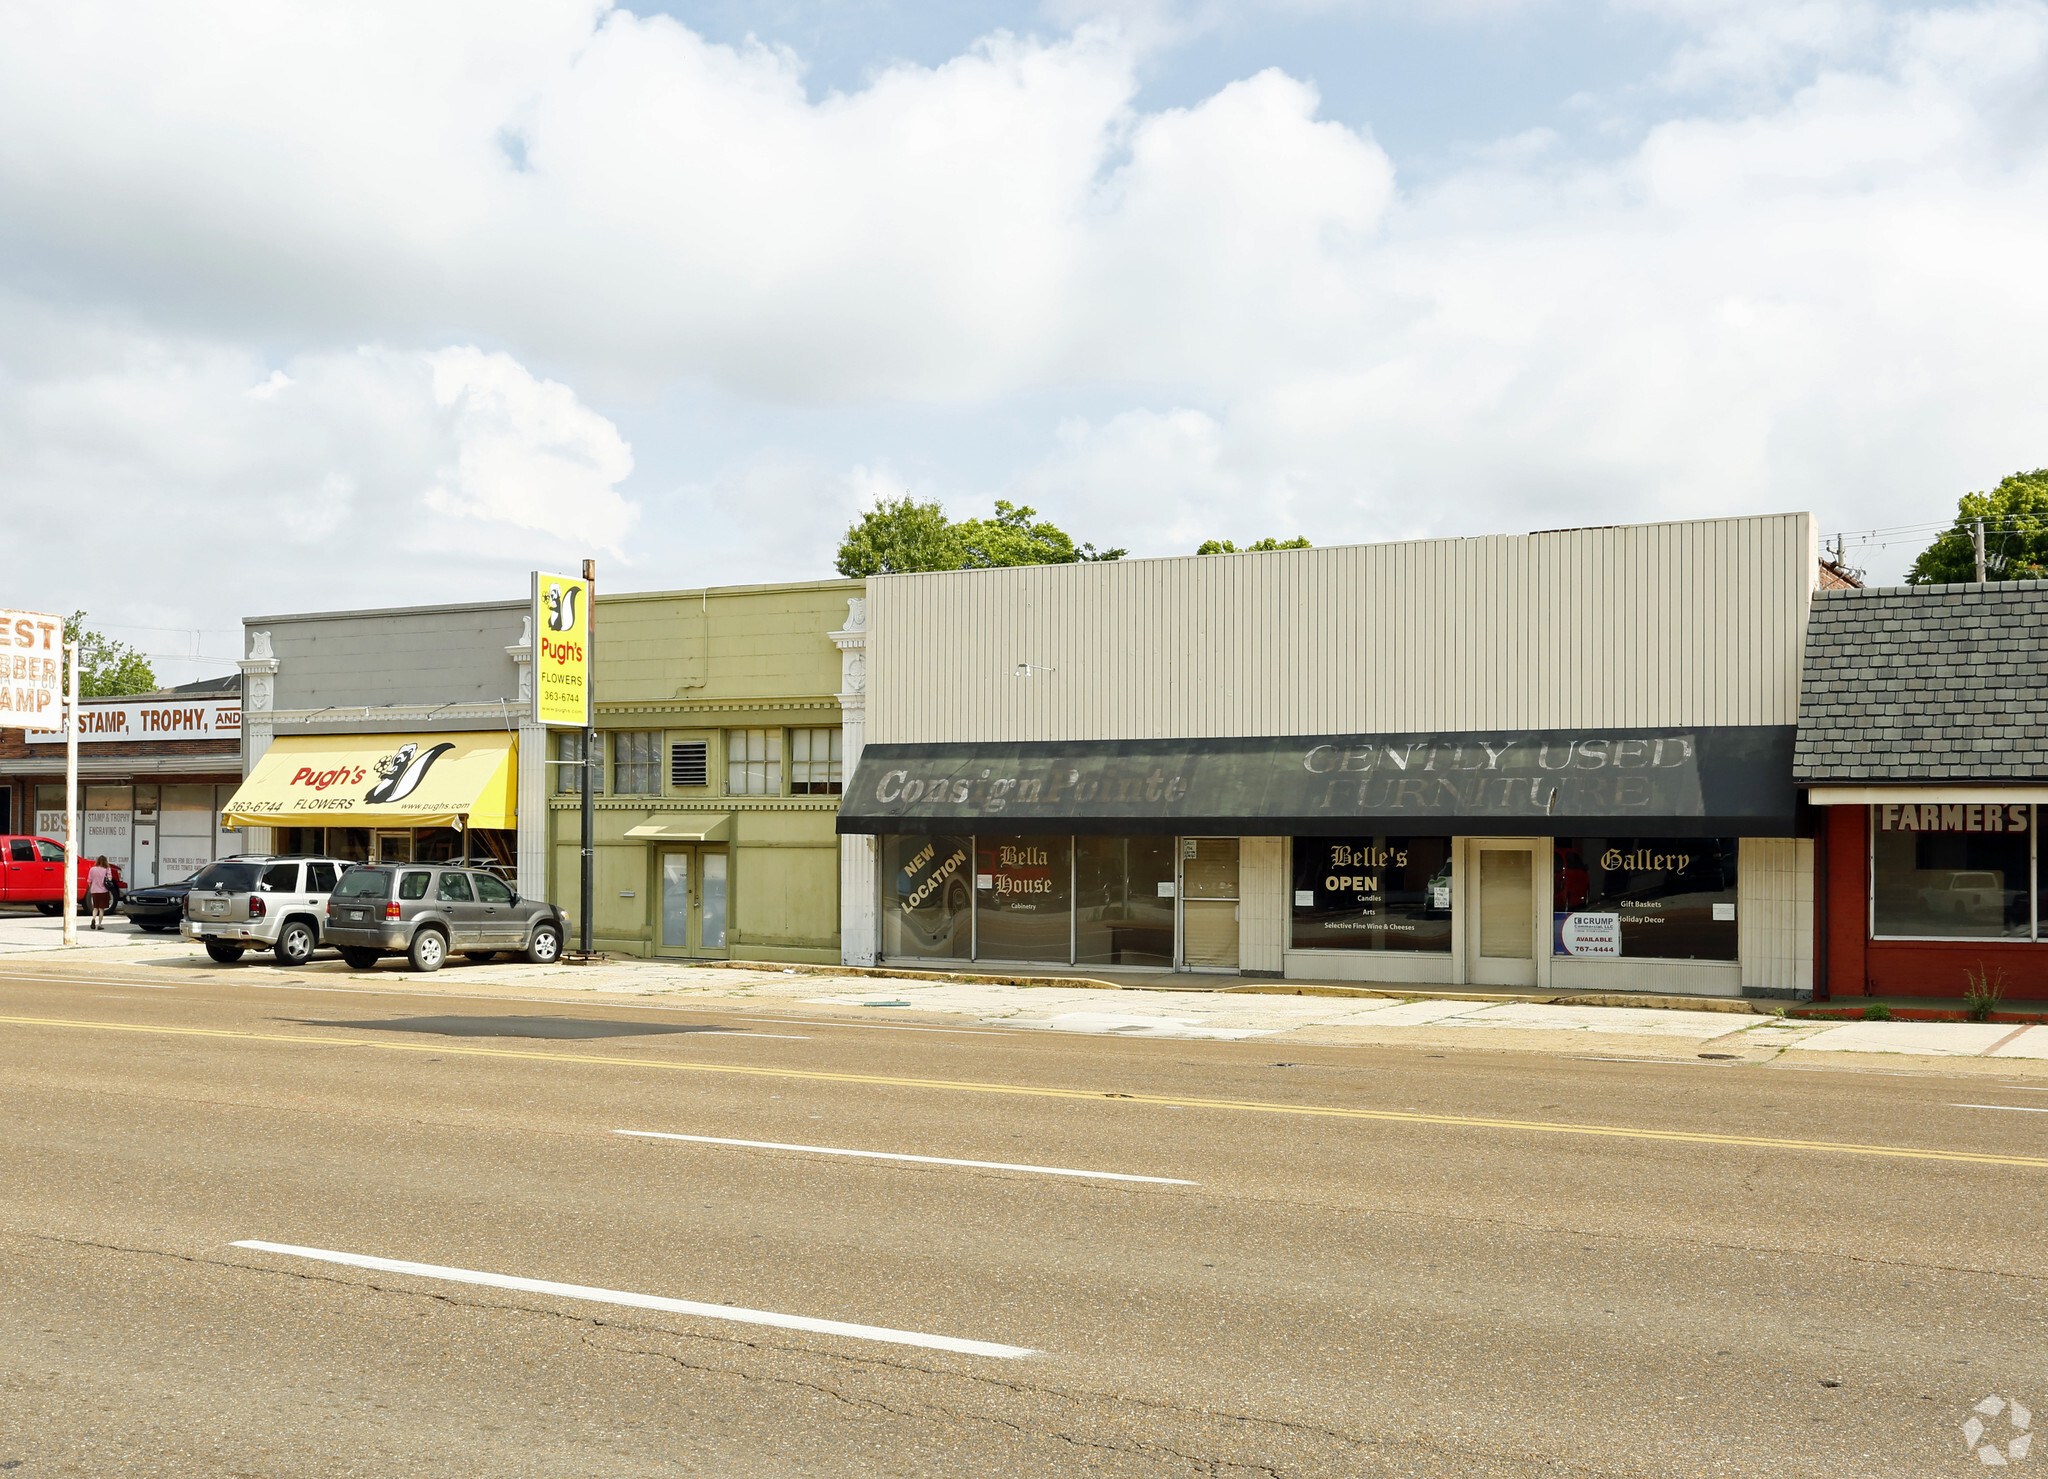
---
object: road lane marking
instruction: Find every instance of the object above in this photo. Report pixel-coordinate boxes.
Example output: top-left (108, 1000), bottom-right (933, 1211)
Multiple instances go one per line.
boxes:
top-left (8, 1013), bottom-right (2048, 1169)
top-left (230, 1240), bottom-right (1034, 1359)
top-left (1952, 1103), bottom-right (2048, 1114)
top-left (614, 1129), bottom-right (1197, 1184)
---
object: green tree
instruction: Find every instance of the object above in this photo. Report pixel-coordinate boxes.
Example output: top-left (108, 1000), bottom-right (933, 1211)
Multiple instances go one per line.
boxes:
top-left (835, 497), bottom-right (1123, 577)
top-left (1196, 536), bottom-right (1312, 555)
top-left (1908, 470), bottom-right (2048, 583)
top-left (835, 496), bottom-right (964, 577)
top-left (955, 500), bottom-right (1124, 567)
top-left (62, 613), bottom-right (157, 697)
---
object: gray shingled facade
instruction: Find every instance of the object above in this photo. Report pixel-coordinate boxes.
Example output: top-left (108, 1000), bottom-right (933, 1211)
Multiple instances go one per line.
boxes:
top-left (1795, 581), bottom-right (2048, 782)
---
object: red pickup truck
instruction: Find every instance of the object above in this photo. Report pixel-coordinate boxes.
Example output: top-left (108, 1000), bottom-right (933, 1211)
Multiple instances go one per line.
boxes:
top-left (0, 836), bottom-right (112, 915)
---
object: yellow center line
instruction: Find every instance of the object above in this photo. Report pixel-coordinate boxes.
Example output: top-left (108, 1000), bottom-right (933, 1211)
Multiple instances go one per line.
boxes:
top-left (6, 1012), bottom-right (2044, 1169)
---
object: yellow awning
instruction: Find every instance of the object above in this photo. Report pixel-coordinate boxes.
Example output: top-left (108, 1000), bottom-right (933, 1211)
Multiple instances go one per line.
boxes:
top-left (224, 732), bottom-right (519, 830)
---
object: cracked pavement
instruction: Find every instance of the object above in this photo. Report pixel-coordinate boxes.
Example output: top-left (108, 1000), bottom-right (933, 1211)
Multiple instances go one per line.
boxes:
top-left (3, 959), bottom-right (2046, 1475)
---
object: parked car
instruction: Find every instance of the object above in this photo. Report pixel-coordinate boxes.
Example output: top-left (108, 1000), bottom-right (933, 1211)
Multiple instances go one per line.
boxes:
top-left (0, 835), bottom-right (110, 914)
top-left (181, 855), bottom-right (355, 965)
top-left (323, 864), bottom-right (565, 971)
top-left (121, 869), bottom-right (203, 932)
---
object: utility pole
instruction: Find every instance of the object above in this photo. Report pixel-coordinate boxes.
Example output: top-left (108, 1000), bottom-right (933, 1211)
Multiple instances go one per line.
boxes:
top-left (580, 557), bottom-right (596, 957)
top-left (62, 639), bottom-right (79, 947)
top-left (1974, 518), bottom-right (1987, 583)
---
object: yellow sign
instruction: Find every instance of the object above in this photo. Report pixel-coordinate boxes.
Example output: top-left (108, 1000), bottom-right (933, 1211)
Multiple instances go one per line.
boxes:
top-left (223, 732), bottom-right (518, 829)
top-left (531, 570), bottom-right (590, 727)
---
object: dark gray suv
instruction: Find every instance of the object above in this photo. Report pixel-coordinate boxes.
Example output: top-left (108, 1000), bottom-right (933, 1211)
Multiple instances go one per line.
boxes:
top-left (322, 864), bottom-right (567, 972)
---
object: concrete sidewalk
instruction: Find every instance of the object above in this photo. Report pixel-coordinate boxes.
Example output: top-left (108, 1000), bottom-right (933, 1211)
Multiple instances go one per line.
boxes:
top-left (10, 941), bottom-right (2047, 1071)
top-left (0, 909), bottom-right (167, 953)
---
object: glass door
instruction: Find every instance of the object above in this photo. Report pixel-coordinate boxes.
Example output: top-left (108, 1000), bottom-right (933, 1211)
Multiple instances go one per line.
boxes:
top-left (1468, 840), bottom-right (1537, 987)
top-left (659, 846), bottom-right (730, 957)
top-left (1179, 837), bottom-right (1240, 971)
top-left (375, 832), bottom-right (414, 865)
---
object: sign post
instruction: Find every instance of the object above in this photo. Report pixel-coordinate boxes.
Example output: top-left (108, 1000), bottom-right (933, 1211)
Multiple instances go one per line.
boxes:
top-left (531, 567), bottom-right (594, 955)
top-left (62, 639), bottom-right (78, 947)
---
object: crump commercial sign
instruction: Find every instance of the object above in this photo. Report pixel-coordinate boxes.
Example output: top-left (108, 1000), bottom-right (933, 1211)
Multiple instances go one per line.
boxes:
top-left (0, 607), bottom-right (65, 720)
top-left (531, 571), bottom-right (590, 727)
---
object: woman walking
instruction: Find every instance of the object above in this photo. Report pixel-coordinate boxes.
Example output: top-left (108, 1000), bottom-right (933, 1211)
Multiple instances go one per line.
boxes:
top-left (86, 856), bottom-right (113, 931)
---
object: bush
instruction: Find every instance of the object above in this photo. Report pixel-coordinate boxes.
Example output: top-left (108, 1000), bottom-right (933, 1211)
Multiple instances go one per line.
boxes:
top-left (1963, 964), bottom-right (2008, 1022)
top-left (1861, 1003), bottom-right (1894, 1021)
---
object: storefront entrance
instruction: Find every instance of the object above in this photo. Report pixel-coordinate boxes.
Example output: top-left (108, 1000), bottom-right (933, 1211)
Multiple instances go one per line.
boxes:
top-left (659, 846), bottom-right (729, 957)
top-left (1180, 837), bottom-right (1240, 971)
top-left (1468, 839), bottom-right (1539, 988)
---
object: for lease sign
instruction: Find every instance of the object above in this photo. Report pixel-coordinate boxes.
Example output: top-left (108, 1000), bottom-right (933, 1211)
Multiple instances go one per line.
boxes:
top-left (27, 698), bottom-right (241, 744)
top-left (0, 608), bottom-right (64, 720)
top-left (531, 570), bottom-right (590, 727)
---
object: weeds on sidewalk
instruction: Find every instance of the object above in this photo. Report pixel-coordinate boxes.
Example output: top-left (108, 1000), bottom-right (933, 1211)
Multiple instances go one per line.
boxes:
top-left (1963, 964), bottom-right (2008, 1023)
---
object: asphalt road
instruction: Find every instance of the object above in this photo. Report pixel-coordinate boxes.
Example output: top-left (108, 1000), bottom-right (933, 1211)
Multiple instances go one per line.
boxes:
top-left (3, 961), bottom-right (2045, 1476)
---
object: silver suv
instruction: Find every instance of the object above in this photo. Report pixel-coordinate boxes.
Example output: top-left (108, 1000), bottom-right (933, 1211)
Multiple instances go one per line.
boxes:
top-left (323, 864), bottom-right (566, 972)
top-left (182, 855), bottom-right (355, 966)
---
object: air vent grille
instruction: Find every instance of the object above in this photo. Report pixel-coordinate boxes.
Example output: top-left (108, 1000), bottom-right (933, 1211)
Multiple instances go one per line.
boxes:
top-left (670, 741), bottom-right (708, 788)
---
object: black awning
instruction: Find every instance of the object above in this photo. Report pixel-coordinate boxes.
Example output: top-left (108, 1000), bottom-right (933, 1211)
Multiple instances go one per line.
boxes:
top-left (837, 727), bottom-right (1796, 838)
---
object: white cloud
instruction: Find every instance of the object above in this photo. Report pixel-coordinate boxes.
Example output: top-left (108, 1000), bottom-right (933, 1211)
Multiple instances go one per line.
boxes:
top-left (0, 311), bottom-right (637, 652)
top-left (1, 0), bottom-right (2046, 636)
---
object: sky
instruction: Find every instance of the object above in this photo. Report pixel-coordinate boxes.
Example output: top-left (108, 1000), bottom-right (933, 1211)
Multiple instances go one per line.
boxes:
top-left (4, 0), bottom-right (2046, 683)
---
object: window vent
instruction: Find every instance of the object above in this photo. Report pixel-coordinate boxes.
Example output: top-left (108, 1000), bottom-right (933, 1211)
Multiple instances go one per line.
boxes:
top-left (671, 741), bottom-right (708, 788)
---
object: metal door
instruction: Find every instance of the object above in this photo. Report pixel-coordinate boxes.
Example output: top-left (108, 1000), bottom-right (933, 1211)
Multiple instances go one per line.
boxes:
top-left (1467, 840), bottom-right (1538, 988)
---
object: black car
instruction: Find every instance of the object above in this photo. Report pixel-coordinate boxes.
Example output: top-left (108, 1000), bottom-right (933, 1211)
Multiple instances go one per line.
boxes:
top-left (120, 871), bottom-right (203, 933)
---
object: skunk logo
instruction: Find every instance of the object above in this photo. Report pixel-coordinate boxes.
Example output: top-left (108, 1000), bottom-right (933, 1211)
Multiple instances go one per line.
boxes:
top-left (544, 583), bottom-right (581, 632)
top-left (365, 741), bottom-right (456, 805)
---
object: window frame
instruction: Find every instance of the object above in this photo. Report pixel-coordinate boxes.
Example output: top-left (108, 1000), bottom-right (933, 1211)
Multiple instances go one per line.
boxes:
top-left (725, 727), bottom-right (785, 798)
top-left (611, 730), bottom-right (662, 796)
top-left (1868, 802), bottom-right (2039, 942)
top-left (555, 730), bottom-right (600, 796)
top-left (789, 725), bottom-right (845, 796)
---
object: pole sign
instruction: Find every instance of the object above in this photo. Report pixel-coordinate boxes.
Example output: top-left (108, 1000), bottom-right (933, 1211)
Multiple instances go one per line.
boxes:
top-left (0, 607), bottom-right (65, 721)
top-left (530, 571), bottom-right (591, 727)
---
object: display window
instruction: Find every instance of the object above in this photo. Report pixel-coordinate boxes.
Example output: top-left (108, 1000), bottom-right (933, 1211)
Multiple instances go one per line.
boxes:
top-left (1290, 837), bottom-right (1452, 952)
top-left (974, 834), bottom-right (1072, 962)
top-left (880, 833), bottom-right (973, 959)
top-left (1871, 803), bottom-right (2033, 939)
top-left (1076, 836), bottom-right (1176, 967)
top-left (1553, 837), bottom-right (1738, 960)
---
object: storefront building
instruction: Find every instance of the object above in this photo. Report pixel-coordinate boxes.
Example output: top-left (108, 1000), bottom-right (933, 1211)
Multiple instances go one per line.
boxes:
top-left (230, 602), bottom-right (535, 882)
top-left (0, 678), bottom-right (243, 885)
top-left (553, 579), bottom-right (860, 963)
top-left (1799, 580), bottom-right (2048, 999)
top-left (839, 513), bottom-right (1822, 998)
top-left (230, 579), bottom-right (861, 961)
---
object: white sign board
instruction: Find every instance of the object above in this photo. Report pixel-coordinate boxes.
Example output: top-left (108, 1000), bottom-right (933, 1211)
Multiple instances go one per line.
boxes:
top-left (83, 811), bottom-right (132, 869)
top-left (1560, 911), bottom-right (1622, 957)
top-left (34, 809), bottom-right (66, 842)
top-left (28, 697), bottom-right (240, 744)
top-left (0, 608), bottom-right (65, 723)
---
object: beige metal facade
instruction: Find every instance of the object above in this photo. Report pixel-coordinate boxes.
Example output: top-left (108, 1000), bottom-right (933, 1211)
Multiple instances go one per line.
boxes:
top-left (849, 514), bottom-right (1818, 997)
top-left (869, 513), bottom-right (1816, 743)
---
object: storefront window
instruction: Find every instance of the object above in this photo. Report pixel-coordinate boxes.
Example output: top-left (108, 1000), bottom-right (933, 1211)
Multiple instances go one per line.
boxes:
top-left (1291, 837), bottom-right (1453, 952)
top-left (1553, 838), bottom-right (1739, 960)
top-left (881, 834), bottom-right (973, 959)
top-left (975, 834), bottom-right (1072, 962)
top-left (1872, 803), bottom-right (2032, 939)
top-left (278, 827), bottom-right (324, 856)
top-left (1076, 836), bottom-right (1175, 967)
top-left (326, 828), bottom-right (371, 864)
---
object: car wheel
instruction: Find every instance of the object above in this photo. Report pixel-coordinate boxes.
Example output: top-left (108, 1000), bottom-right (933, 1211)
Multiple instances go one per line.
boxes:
top-left (463, 951), bottom-right (499, 963)
top-left (204, 941), bottom-right (245, 963)
top-left (340, 947), bottom-right (382, 970)
top-left (409, 928), bottom-right (447, 972)
top-left (273, 920), bottom-right (317, 968)
top-left (526, 923), bottom-right (562, 964)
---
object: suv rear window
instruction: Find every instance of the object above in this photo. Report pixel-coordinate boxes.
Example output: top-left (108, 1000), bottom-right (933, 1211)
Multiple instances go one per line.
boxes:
top-left (192, 862), bottom-right (263, 892)
top-left (331, 868), bottom-right (390, 901)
